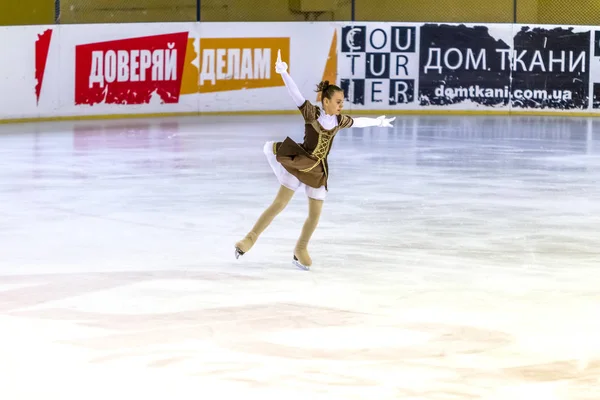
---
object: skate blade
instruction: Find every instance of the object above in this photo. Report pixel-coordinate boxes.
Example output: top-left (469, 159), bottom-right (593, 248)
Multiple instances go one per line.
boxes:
top-left (235, 247), bottom-right (244, 259)
top-left (292, 256), bottom-right (310, 271)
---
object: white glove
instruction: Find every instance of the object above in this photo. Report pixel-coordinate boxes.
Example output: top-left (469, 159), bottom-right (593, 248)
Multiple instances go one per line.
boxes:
top-left (376, 115), bottom-right (396, 127)
top-left (275, 49), bottom-right (288, 74)
top-left (275, 61), bottom-right (288, 74)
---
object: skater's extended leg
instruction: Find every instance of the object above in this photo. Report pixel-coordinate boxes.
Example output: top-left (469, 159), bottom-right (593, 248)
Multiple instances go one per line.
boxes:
top-left (235, 185), bottom-right (295, 255)
top-left (294, 197), bottom-right (323, 267)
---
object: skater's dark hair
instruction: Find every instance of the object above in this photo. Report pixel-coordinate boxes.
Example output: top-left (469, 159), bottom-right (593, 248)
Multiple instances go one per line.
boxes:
top-left (315, 80), bottom-right (343, 102)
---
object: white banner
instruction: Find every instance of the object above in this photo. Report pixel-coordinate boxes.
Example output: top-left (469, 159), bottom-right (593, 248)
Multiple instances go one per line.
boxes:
top-left (1, 21), bottom-right (600, 121)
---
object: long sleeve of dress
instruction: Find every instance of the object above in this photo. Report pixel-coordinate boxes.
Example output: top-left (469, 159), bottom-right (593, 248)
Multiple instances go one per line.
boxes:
top-left (350, 117), bottom-right (383, 128)
top-left (280, 71), bottom-right (306, 108)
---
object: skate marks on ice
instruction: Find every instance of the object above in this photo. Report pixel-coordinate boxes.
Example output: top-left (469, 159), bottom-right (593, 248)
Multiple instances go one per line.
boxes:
top-left (1, 271), bottom-right (600, 399)
top-left (0, 270), bottom-right (261, 313)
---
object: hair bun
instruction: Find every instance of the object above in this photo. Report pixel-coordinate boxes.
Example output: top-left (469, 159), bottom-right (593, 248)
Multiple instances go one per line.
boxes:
top-left (314, 80), bottom-right (342, 100)
top-left (317, 80), bottom-right (330, 92)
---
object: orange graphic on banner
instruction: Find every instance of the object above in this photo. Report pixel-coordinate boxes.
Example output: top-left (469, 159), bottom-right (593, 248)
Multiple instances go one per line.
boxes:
top-left (181, 38), bottom-right (200, 95)
top-left (196, 37), bottom-right (290, 93)
top-left (317, 30), bottom-right (338, 102)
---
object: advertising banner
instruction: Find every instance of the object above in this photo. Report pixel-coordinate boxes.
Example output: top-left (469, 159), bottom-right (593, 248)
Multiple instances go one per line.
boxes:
top-left (592, 30), bottom-right (600, 110)
top-left (511, 25), bottom-right (590, 110)
top-left (24, 22), bottom-right (334, 119)
top-left (418, 23), bottom-right (513, 110)
top-left (340, 22), bottom-right (600, 114)
top-left (3, 21), bottom-right (600, 121)
top-left (338, 23), bottom-right (419, 109)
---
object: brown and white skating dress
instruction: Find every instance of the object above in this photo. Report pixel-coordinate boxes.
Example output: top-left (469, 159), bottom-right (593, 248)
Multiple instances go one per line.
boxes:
top-left (263, 100), bottom-right (354, 200)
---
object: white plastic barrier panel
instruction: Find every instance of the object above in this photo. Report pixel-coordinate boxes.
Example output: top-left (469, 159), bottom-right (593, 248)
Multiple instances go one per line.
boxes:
top-left (1, 22), bottom-right (335, 120)
top-left (1, 21), bottom-right (600, 121)
top-left (0, 25), bottom-right (58, 120)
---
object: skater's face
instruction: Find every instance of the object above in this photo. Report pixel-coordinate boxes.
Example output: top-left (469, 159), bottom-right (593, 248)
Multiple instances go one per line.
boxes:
top-left (323, 90), bottom-right (344, 116)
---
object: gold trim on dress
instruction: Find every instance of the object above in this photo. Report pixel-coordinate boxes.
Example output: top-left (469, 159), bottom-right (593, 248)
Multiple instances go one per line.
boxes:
top-left (299, 132), bottom-right (334, 173)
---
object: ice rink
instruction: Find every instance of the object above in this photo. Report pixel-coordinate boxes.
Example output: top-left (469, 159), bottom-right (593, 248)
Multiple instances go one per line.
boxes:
top-left (0, 113), bottom-right (599, 399)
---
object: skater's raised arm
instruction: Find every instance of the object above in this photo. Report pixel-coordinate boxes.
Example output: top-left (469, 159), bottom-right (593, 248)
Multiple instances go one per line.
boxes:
top-left (275, 50), bottom-right (305, 108)
top-left (351, 116), bottom-right (396, 128)
top-left (280, 71), bottom-right (306, 108)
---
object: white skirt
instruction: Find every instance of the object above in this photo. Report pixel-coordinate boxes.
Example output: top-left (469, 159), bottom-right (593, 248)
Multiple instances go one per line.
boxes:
top-left (263, 141), bottom-right (327, 201)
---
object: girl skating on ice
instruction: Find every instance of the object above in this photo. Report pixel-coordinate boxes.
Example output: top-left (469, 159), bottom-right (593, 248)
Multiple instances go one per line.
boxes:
top-left (234, 50), bottom-right (395, 270)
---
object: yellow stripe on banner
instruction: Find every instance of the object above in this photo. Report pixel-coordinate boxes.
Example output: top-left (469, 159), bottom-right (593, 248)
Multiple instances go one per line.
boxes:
top-left (2, 109), bottom-right (600, 124)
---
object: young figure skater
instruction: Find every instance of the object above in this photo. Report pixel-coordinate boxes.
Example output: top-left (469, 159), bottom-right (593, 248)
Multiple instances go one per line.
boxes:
top-left (234, 50), bottom-right (395, 270)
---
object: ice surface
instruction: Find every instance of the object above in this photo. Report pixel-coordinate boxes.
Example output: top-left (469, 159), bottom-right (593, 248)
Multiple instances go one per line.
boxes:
top-left (0, 114), bottom-right (599, 400)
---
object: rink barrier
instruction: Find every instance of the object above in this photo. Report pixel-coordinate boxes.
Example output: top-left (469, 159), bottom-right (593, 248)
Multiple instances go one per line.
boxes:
top-left (3, 109), bottom-right (600, 126)
top-left (3, 21), bottom-right (600, 122)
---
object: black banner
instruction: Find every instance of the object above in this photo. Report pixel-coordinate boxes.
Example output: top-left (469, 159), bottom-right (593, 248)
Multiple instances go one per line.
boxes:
top-left (337, 23), bottom-right (595, 111)
top-left (511, 26), bottom-right (590, 110)
top-left (418, 24), bottom-right (512, 107)
top-left (590, 30), bottom-right (600, 109)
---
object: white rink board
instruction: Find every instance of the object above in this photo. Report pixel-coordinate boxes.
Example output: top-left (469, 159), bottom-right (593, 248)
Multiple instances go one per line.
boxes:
top-left (0, 22), bottom-right (336, 120)
top-left (1, 21), bottom-right (600, 121)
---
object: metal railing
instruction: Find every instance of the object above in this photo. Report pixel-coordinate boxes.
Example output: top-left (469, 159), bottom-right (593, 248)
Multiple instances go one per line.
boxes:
top-left (0, 0), bottom-right (597, 26)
